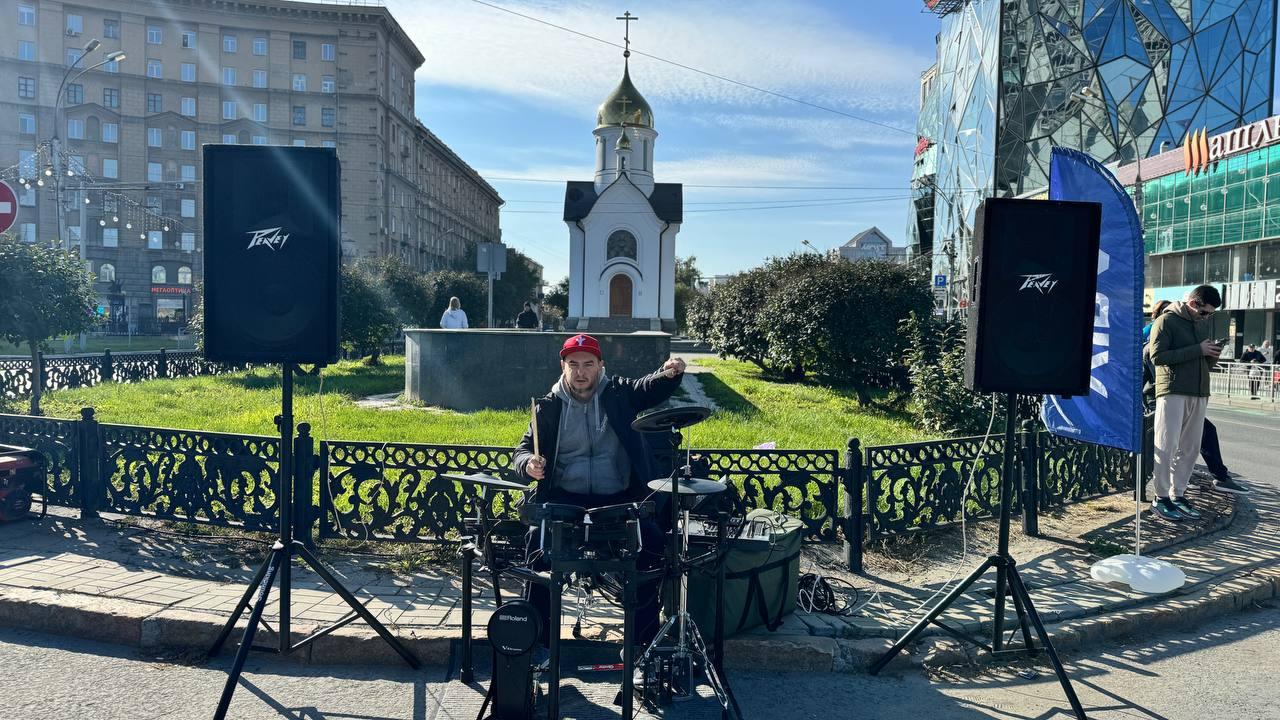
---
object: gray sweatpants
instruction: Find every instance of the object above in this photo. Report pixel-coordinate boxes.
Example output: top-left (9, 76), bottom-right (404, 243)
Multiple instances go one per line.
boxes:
top-left (1152, 394), bottom-right (1208, 500)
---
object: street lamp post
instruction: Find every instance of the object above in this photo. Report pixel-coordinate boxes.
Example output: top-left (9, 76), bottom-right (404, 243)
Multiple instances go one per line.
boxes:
top-left (54, 42), bottom-right (126, 260)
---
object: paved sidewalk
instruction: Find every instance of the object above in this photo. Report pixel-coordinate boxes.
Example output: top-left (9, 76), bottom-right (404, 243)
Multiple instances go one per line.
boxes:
top-left (0, 480), bottom-right (1276, 674)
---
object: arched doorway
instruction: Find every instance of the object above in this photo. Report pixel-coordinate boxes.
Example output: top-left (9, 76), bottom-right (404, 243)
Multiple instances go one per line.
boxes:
top-left (609, 274), bottom-right (633, 317)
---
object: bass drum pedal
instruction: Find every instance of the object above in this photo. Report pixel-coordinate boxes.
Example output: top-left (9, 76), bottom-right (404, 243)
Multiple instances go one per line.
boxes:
top-left (478, 600), bottom-right (542, 720)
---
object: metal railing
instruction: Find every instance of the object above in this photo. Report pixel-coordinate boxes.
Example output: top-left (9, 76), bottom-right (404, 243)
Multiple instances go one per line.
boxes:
top-left (1211, 361), bottom-right (1278, 403)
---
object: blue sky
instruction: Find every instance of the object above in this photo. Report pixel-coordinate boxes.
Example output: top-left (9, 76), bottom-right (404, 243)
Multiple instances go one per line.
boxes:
top-left (392, 0), bottom-right (941, 282)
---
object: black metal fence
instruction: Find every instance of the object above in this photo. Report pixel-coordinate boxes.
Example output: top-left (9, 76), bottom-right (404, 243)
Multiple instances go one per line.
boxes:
top-left (0, 349), bottom-right (236, 399)
top-left (0, 409), bottom-right (1134, 573)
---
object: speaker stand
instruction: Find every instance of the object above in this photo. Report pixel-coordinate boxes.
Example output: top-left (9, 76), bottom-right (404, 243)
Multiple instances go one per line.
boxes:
top-left (868, 394), bottom-right (1088, 720)
top-left (207, 364), bottom-right (420, 719)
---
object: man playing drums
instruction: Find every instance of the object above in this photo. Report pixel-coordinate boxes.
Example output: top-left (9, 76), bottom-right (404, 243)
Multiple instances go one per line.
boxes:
top-left (513, 333), bottom-right (687, 649)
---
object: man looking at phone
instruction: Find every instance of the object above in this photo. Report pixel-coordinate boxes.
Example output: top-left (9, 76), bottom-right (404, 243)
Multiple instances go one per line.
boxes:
top-left (1148, 285), bottom-right (1224, 521)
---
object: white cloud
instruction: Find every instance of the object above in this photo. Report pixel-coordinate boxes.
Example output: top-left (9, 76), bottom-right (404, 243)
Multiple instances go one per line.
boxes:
top-left (390, 0), bottom-right (930, 119)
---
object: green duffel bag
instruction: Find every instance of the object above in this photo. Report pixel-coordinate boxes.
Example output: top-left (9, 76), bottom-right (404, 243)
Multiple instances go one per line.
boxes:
top-left (665, 509), bottom-right (803, 639)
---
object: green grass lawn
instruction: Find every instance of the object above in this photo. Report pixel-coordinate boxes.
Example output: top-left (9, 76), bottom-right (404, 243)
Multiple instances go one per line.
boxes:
top-left (0, 334), bottom-right (196, 357)
top-left (33, 355), bottom-right (926, 450)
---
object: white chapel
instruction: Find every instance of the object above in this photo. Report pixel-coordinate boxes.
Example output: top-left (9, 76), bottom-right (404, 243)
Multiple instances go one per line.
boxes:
top-left (563, 25), bottom-right (682, 332)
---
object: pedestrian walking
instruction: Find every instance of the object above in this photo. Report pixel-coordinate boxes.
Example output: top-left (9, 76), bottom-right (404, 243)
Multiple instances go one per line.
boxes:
top-left (1240, 344), bottom-right (1266, 398)
top-left (516, 302), bottom-right (539, 330)
top-left (1149, 286), bottom-right (1242, 522)
top-left (1261, 339), bottom-right (1274, 364)
top-left (440, 296), bottom-right (469, 329)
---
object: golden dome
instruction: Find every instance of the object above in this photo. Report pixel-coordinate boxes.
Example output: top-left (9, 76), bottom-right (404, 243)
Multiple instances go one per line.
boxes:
top-left (615, 130), bottom-right (632, 150)
top-left (596, 65), bottom-right (654, 129)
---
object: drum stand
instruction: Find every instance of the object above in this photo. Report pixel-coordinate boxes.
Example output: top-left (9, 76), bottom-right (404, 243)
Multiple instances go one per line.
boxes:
top-left (636, 431), bottom-right (743, 720)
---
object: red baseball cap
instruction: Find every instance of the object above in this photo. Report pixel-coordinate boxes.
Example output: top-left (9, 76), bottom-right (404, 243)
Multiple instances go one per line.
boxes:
top-left (560, 333), bottom-right (602, 359)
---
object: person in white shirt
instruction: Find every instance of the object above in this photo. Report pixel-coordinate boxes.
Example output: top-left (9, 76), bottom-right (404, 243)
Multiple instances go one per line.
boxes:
top-left (440, 296), bottom-right (469, 329)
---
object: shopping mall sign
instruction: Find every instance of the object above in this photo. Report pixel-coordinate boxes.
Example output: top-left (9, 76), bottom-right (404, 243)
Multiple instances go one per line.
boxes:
top-left (1184, 115), bottom-right (1280, 175)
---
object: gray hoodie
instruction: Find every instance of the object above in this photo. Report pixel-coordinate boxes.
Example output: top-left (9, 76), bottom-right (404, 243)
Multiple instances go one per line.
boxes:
top-left (550, 374), bottom-right (629, 496)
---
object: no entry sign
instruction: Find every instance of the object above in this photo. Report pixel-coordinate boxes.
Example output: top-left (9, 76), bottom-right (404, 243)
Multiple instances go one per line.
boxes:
top-left (0, 180), bottom-right (17, 235)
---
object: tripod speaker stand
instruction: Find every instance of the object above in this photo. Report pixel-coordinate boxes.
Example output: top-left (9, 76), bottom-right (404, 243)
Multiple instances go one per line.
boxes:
top-left (868, 394), bottom-right (1088, 720)
top-left (207, 364), bottom-right (420, 719)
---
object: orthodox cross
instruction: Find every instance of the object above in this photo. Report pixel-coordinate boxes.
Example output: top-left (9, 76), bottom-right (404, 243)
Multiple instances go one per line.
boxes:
top-left (616, 11), bottom-right (638, 58)
top-left (618, 94), bottom-right (632, 121)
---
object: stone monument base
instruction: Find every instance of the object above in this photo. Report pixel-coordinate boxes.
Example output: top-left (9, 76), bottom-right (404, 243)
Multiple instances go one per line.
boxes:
top-left (404, 329), bottom-right (671, 411)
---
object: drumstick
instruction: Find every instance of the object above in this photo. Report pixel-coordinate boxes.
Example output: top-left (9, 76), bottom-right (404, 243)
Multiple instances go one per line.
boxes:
top-left (531, 398), bottom-right (540, 458)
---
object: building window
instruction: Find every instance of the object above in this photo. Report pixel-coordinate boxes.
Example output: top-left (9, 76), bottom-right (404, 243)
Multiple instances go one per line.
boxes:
top-left (321, 75), bottom-right (335, 94)
top-left (222, 101), bottom-right (237, 120)
top-left (253, 69), bottom-right (267, 88)
top-left (66, 83), bottom-right (82, 105)
top-left (181, 63), bottom-right (196, 82)
top-left (66, 14), bottom-right (83, 34)
top-left (223, 35), bottom-right (237, 53)
top-left (180, 232), bottom-right (195, 251)
top-left (152, 265), bottom-right (167, 284)
top-left (18, 41), bottom-right (36, 62)
top-left (322, 43), bottom-right (335, 61)
top-left (252, 135), bottom-right (267, 145)
top-left (181, 164), bottom-right (196, 181)
top-left (322, 140), bottom-right (336, 148)
top-left (102, 228), bottom-right (118, 247)
top-left (18, 76), bottom-right (35, 99)
top-left (607, 230), bottom-right (638, 260)
top-left (19, 223), bottom-right (37, 244)
top-left (103, 88), bottom-right (119, 108)
top-left (66, 48), bottom-right (83, 67)
top-left (104, 18), bottom-right (119, 39)
top-left (222, 67), bottom-right (236, 86)
top-left (147, 127), bottom-right (163, 147)
top-left (147, 59), bottom-right (163, 79)
top-left (18, 113), bottom-right (35, 135)
top-left (222, 133), bottom-right (237, 143)
top-left (321, 107), bottom-right (335, 127)
top-left (292, 106), bottom-right (305, 125)
top-left (18, 150), bottom-right (36, 179)
top-left (102, 158), bottom-right (118, 178)
top-left (178, 266), bottom-right (193, 284)
top-left (145, 195), bottom-right (161, 213)
top-left (292, 40), bottom-right (306, 59)
top-left (182, 31), bottom-right (196, 49)
top-left (105, 58), bottom-right (119, 73)
top-left (180, 97), bottom-right (196, 116)
top-left (99, 263), bottom-right (115, 282)
top-left (148, 162), bottom-right (163, 182)
top-left (253, 37), bottom-right (267, 56)
top-left (147, 26), bottom-right (163, 45)
top-left (18, 5), bottom-right (35, 26)
top-left (67, 117), bottom-right (85, 139)
top-left (148, 231), bottom-right (164, 250)
top-left (181, 199), bottom-right (195, 217)
top-left (147, 93), bottom-right (162, 113)
top-left (292, 74), bottom-right (307, 92)
top-left (181, 130), bottom-right (196, 150)
top-left (292, 138), bottom-right (306, 147)
top-left (253, 103), bottom-right (267, 122)
top-left (102, 122), bottom-right (118, 143)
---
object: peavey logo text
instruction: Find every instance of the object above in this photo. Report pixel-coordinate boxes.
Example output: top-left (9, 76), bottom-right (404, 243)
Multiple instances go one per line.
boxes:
top-left (1019, 273), bottom-right (1058, 294)
top-left (245, 227), bottom-right (290, 251)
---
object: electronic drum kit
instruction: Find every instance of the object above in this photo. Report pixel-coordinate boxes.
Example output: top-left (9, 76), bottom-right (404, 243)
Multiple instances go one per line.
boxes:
top-left (448, 403), bottom-right (743, 720)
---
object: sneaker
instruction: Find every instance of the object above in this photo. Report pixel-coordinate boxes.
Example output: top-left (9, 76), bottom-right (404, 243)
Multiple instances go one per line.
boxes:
top-left (1151, 498), bottom-right (1184, 521)
top-left (1212, 476), bottom-right (1251, 495)
top-left (1171, 497), bottom-right (1201, 519)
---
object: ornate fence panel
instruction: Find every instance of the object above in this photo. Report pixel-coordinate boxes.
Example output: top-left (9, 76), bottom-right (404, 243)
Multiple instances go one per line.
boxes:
top-left (0, 359), bottom-right (36, 399)
top-left (1037, 432), bottom-right (1133, 510)
top-left (696, 449), bottom-right (841, 542)
top-left (108, 352), bottom-right (162, 385)
top-left (42, 355), bottom-right (103, 392)
top-left (864, 435), bottom-right (1009, 537)
top-left (0, 413), bottom-right (79, 507)
top-left (319, 441), bottom-right (518, 543)
top-left (166, 351), bottom-right (232, 379)
top-left (99, 423), bottom-right (280, 530)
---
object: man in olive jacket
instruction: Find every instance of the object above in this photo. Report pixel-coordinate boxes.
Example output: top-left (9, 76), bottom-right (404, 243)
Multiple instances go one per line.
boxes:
top-left (1148, 285), bottom-right (1222, 521)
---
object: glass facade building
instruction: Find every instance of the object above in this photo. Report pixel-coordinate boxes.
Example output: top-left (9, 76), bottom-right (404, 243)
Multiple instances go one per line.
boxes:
top-left (909, 0), bottom-right (1277, 309)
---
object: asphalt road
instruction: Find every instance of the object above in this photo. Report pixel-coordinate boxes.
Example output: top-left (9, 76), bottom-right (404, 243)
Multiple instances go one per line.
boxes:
top-left (4, 601), bottom-right (1280, 720)
top-left (1206, 406), bottom-right (1280, 490)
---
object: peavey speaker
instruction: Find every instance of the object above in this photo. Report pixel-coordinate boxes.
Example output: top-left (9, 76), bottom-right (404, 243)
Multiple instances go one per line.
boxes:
top-left (202, 145), bottom-right (341, 364)
top-left (964, 197), bottom-right (1101, 396)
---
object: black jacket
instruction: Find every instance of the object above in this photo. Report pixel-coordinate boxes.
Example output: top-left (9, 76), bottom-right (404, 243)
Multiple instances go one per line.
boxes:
top-left (1241, 350), bottom-right (1266, 364)
top-left (513, 369), bottom-right (682, 504)
top-left (516, 309), bottom-right (539, 329)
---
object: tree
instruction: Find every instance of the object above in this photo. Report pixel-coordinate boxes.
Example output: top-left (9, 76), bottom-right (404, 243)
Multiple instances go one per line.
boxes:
top-left (369, 256), bottom-right (435, 327)
top-left (340, 262), bottom-right (397, 365)
top-left (0, 235), bottom-right (99, 414)
top-left (674, 255), bottom-right (701, 332)
top-left (545, 277), bottom-right (569, 317)
top-left (425, 270), bottom-right (488, 327)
